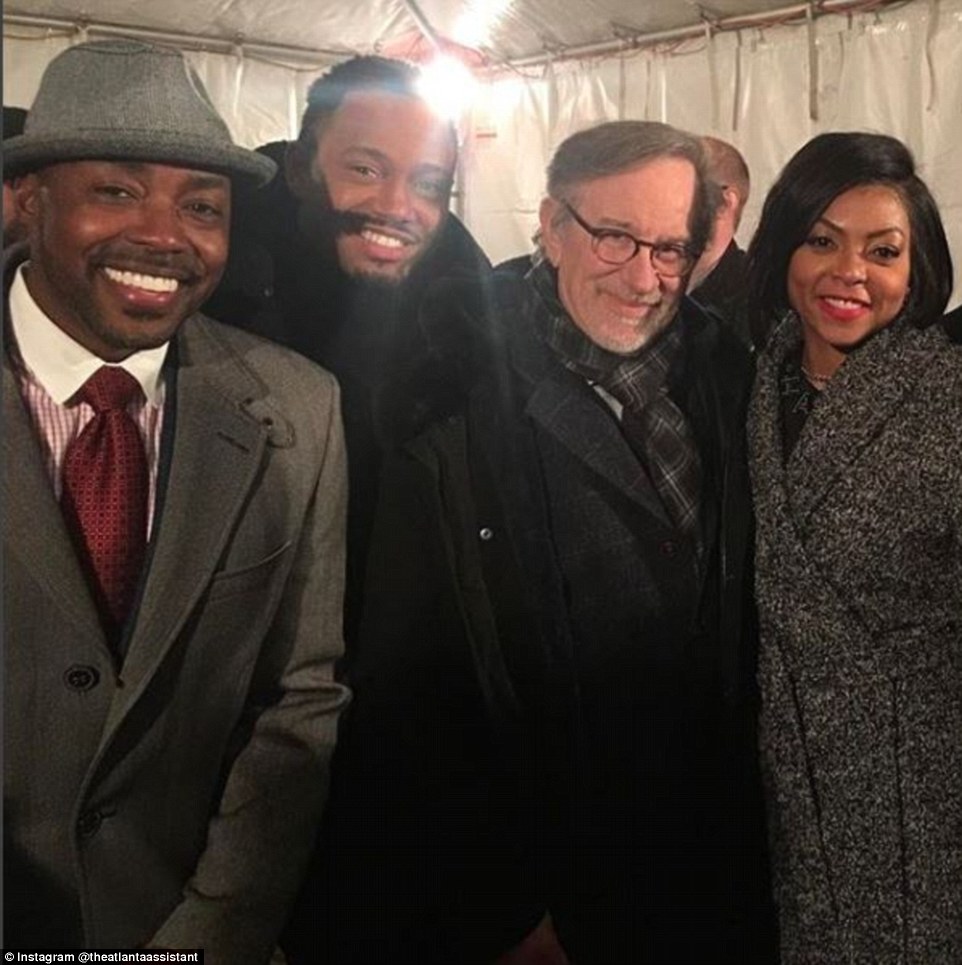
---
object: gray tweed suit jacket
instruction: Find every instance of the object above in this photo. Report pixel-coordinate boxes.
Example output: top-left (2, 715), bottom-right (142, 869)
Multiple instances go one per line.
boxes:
top-left (748, 314), bottom-right (962, 964)
top-left (4, 262), bottom-right (349, 962)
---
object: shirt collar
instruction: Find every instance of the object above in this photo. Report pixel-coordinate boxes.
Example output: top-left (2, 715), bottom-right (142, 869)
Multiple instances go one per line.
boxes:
top-left (9, 263), bottom-right (169, 406)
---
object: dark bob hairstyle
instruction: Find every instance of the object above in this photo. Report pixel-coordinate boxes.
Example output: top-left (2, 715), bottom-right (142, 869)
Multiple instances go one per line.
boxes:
top-left (746, 131), bottom-right (953, 348)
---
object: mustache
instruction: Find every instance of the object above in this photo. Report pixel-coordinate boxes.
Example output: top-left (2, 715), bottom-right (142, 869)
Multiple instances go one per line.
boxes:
top-left (329, 209), bottom-right (420, 244)
top-left (607, 290), bottom-right (662, 308)
top-left (93, 243), bottom-right (204, 280)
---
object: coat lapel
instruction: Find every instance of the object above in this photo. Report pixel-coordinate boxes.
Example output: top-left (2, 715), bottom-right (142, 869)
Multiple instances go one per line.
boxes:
top-left (785, 318), bottom-right (942, 524)
top-left (104, 318), bottom-right (272, 732)
top-left (2, 358), bottom-right (108, 652)
top-left (750, 315), bottom-right (946, 685)
top-left (520, 345), bottom-right (673, 527)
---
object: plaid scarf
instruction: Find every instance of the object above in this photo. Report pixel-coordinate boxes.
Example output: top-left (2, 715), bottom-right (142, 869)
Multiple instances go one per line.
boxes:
top-left (529, 262), bottom-right (702, 542)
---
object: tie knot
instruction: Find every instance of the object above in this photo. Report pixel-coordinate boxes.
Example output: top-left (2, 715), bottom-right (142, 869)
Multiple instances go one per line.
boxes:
top-left (79, 366), bottom-right (144, 413)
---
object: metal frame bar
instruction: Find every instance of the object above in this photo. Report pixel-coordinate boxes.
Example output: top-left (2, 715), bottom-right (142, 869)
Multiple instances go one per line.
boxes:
top-left (3, 0), bottom-right (909, 70)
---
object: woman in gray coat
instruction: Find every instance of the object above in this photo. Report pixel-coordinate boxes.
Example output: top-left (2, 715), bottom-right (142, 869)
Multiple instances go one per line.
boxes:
top-left (745, 132), bottom-right (961, 964)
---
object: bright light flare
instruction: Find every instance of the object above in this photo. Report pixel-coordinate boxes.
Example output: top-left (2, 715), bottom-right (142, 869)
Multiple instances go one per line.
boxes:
top-left (452, 0), bottom-right (514, 48)
top-left (417, 54), bottom-right (479, 121)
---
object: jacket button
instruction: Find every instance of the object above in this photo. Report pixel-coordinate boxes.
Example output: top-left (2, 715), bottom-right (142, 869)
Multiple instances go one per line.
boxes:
top-left (479, 527), bottom-right (494, 541)
top-left (63, 665), bottom-right (100, 692)
top-left (77, 809), bottom-right (103, 838)
top-left (660, 540), bottom-right (676, 557)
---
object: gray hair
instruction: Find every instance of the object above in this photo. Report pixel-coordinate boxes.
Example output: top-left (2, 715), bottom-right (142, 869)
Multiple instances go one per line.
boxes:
top-left (544, 120), bottom-right (716, 256)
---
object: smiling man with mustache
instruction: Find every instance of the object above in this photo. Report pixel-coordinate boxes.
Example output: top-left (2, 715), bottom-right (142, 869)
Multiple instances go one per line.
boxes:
top-left (200, 56), bottom-right (500, 965)
top-left (293, 72), bottom-right (457, 284)
top-left (3, 40), bottom-right (349, 960)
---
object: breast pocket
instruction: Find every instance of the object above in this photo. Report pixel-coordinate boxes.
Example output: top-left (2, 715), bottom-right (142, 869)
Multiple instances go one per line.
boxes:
top-left (204, 540), bottom-right (293, 602)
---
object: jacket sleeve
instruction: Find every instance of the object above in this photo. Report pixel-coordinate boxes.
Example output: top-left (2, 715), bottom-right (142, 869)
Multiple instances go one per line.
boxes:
top-left (149, 374), bottom-right (351, 964)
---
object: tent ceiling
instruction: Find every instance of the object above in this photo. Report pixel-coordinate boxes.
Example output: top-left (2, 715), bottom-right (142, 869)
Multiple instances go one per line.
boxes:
top-left (5, 0), bottom-right (834, 65)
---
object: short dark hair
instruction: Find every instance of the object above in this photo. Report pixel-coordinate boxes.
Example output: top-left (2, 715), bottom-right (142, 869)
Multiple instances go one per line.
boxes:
top-left (746, 131), bottom-right (953, 346)
top-left (545, 120), bottom-right (717, 258)
top-left (294, 55), bottom-right (456, 160)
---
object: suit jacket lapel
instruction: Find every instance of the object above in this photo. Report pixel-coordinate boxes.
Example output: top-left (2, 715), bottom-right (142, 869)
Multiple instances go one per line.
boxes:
top-left (3, 357), bottom-right (107, 651)
top-left (106, 318), bottom-right (270, 730)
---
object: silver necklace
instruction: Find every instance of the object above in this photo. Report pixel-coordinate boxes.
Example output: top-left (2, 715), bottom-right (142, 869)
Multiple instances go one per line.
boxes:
top-left (800, 363), bottom-right (832, 389)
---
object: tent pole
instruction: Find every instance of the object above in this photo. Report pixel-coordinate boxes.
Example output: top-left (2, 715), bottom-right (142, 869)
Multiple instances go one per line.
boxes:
top-left (399, 0), bottom-right (444, 52)
top-left (494, 0), bottom-right (904, 70)
top-left (2, 12), bottom-right (345, 65)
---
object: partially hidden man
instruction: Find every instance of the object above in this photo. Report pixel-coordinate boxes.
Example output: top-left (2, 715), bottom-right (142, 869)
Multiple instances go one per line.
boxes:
top-left (336, 120), bottom-right (778, 962)
top-left (3, 40), bottom-right (349, 961)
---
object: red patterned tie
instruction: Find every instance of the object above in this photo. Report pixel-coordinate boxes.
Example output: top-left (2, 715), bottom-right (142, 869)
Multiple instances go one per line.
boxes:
top-left (61, 366), bottom-right (148, 640)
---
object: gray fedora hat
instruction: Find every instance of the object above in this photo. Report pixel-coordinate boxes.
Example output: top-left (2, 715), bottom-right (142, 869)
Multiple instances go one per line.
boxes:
top-left (4, 39), bottom-right (275, 186)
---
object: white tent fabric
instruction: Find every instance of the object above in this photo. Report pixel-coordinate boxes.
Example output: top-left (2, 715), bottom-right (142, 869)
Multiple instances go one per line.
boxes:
top-left (4, 0), bottom-right (961, 305)
top-left (1, 0), bottom-right (866, 67)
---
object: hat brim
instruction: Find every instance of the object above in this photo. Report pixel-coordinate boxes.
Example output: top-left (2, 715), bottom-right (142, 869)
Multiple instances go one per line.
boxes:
top-left (3, 129), bottom-right (276, 186)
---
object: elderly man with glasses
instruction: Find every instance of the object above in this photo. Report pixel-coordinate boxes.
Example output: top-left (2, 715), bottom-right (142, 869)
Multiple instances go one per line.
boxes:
top-left (327, 120), bottom-right (777, 965)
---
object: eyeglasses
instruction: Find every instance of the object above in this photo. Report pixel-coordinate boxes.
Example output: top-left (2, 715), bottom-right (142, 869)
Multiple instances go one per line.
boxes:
top-left (562, 201), bottom-right (697, 277)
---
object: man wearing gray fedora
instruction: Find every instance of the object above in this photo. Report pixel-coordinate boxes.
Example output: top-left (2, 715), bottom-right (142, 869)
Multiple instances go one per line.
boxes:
top-left (3, 39), bottom-right (349, 961)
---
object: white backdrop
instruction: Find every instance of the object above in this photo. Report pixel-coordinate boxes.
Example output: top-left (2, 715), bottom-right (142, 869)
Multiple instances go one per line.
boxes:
top-left (4, 0), bottom-right (961, 306)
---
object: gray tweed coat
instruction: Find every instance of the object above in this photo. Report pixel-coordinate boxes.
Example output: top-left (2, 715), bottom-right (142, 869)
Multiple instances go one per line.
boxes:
top-left (748, 314), bottom-right (962, 964)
